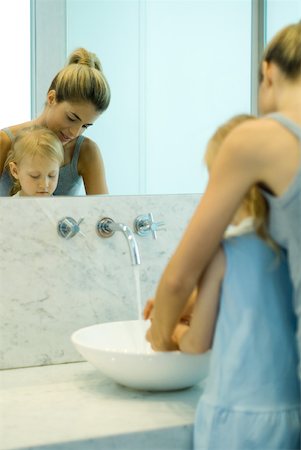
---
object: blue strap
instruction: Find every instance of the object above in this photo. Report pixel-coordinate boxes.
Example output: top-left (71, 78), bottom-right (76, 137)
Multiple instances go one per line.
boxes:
top-left (70, 135), bottom-right (85, 179)
top-left (266, 113), bottom-right (301, 141)
top-left (1, 127), bottom-right (15, 142)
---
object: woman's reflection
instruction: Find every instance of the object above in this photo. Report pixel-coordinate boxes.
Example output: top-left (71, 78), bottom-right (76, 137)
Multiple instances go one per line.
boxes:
top-left (0, 47), bottom-right (110, 196)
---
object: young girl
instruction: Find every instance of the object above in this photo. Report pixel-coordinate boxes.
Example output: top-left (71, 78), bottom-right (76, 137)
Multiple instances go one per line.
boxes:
top-left (146, 22), bottom-right (301, 380)
top-left (168, 114), bottom-right (300, 449)
top-left (5, 126), bottom-right (64, 197)
top-left (0, 47), bottom-right (110, 196)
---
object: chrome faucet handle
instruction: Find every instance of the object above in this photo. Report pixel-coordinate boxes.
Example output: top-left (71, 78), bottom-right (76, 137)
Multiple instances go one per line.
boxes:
top-left (96, 217), bottom-right (116, 237)
top-left (57, 217), bottom-right (84, 239)
top-left (134, 213), bottom-right (165, 239)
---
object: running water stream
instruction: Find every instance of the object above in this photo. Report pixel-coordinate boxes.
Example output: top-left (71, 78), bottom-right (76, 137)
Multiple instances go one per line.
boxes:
top-left (132, 265), bottom-right (151, 353)
top-left (133, 265), bottom-right (142, 320)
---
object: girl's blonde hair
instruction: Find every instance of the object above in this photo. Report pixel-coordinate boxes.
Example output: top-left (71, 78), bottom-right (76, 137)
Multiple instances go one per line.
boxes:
top-left (205, 114), bottom-right (278, 251)
top-left (5, 126), bottom-right (64, 196)
top-left (260, 21), bottom-right (301, 81)
top-left (48, 47), bottom-right (111, 112)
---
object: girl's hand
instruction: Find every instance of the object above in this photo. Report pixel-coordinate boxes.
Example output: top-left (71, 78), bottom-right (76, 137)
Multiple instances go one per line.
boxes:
top-left (143, 289), bottom-right (196, 322)
top-left (143, 298), bottom-right (155, 320)
top-left (146, 321), bottom-right (179, 351)
top-left (144, 299), bottom-right (178, 350)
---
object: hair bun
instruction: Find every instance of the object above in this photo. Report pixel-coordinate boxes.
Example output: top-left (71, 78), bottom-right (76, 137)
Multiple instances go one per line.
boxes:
top-left (68, 47), bottom-right (103, 71)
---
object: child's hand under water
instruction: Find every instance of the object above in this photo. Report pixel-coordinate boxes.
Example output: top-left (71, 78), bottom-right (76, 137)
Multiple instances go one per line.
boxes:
top-left (143, 298), bottom-right (155, 320)
top-left (143, 289), bottom-right (197, 324)
top-left (143, 289), bottom-right (197, 351)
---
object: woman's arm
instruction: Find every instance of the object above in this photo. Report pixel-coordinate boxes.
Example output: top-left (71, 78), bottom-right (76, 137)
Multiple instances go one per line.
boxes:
top-left (78, 138), bottom-right (108, 194)
top-left (173, 247), bottom-right (225, 354)
top-left (146, 122), bottom-right (262, 350)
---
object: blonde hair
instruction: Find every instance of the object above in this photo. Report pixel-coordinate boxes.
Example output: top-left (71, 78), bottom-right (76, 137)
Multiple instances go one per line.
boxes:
top-left (205, 114), bottom-right (278, 251)
top-left (48, 48), bottom-right (111, 112)
top-left (260, 21), bottom-right (301, 81)
top-left (5, 126), bottom-right (64, 196)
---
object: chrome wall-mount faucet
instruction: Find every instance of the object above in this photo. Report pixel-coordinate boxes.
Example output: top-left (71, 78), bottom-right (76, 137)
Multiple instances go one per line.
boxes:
top-left (57, 213), bottom-right (164, 263)
top-left (96, 217), bottom-right (141, 266)
top-left (134, 213), bottom-right (165, 239)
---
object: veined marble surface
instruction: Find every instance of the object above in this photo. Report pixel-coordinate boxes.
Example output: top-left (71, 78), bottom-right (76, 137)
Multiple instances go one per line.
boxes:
top-left (0, 361), bottom-right (205, 450)
top-left (0, 194), bottom-right (200, 369)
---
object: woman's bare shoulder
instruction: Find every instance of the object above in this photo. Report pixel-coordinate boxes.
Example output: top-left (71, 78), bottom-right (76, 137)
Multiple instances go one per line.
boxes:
top-left (80, 135), bottom-right (99, 151)
top-left (225, 118), bottom-right (276, 148)
top-left (79, 136), bottom-right (103, 163)
top-left (1, 121), bottom-right (33, 153)
top-left (218, 117), bottom-right (288, 172)
top-left (77, 136), bottom-right (105, 175)
top-left (0, 131), bottom-right (12, 173)
top-left (0, 129), bottom-right (11, 147)
top-left (1, 121), bottom-right (33, 136)
top-left (217, 115), bottom-right (299, 195)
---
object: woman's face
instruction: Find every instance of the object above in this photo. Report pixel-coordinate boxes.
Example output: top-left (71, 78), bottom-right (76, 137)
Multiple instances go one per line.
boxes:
top-left (45, 93), bottom-right (101, 145)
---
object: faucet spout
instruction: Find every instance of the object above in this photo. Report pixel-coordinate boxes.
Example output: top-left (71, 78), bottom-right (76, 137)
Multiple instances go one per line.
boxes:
top-left (96, 217), bottom-right (141, 266)
top-left (115, 223), bottom-right (141, 266)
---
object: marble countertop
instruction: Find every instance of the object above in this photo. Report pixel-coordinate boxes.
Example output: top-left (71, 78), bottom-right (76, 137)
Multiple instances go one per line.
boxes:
top-left (0, 361), bottom-right (205, 450)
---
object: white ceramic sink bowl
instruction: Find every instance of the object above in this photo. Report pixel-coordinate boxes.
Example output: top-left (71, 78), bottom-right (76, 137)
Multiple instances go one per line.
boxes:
top-left (71, 320), bottom-right (211, 391)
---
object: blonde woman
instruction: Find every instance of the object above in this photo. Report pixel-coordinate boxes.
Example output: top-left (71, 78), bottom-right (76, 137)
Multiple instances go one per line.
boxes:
top-left (5, 126), bottom-right (64, 197)
top-left (167, 114), bottom-right (299, 450)
top-left (0, 47), bottom-right (110, 196)
top-left (147, 22), bottom-right (301, 367)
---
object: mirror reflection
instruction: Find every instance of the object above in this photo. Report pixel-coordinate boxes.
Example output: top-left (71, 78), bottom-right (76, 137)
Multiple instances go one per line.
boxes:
top-left (1, 1), bottom-right (298, 196)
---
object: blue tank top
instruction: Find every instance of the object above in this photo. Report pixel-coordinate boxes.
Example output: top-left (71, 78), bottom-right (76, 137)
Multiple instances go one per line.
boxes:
top-left (0, 128), bottom-right (85, 196)
top-left (54, 135), bottom-right (85, 196)
top-left (260, 113), bottom-right (301, 379)
top-left (203, 233), bottom-right (299, 410)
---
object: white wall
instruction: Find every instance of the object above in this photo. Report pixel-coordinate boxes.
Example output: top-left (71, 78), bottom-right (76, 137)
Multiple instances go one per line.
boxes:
top-left (0, 0), bottom-right (31, 127)
top-left (266, 0), bottom-right (301, 41)
top-left (31, 0), bottom-right (66, 116)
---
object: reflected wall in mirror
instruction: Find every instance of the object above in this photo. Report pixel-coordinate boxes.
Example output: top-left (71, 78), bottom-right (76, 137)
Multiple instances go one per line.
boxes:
top-left (66, 0), bottom-right (251, 195)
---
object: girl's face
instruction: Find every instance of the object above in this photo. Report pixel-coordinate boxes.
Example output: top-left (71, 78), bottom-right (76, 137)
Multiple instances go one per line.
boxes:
top-left (44, 92), bottom-right (101, 145)
top-left (9, 154), bottom-right (60, 196)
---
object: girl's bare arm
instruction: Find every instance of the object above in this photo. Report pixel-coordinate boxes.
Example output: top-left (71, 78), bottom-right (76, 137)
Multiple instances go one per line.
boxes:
top-left (173, 247), bottom-right (225, 354)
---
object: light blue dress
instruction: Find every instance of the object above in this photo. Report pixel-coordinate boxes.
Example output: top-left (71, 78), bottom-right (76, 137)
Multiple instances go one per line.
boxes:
top-left (194, 233), bottom-right (300, 450)
top-left (0, 128), bottom-right (85, 196)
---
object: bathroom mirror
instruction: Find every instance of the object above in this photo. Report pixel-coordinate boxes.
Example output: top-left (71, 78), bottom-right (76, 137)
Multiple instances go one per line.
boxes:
top-left (4, 0), bottom-right (300, 196)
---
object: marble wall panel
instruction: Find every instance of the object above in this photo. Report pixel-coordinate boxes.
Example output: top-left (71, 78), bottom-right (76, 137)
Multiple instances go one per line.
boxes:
top-left (0, 194), bottom-right (200, 369)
